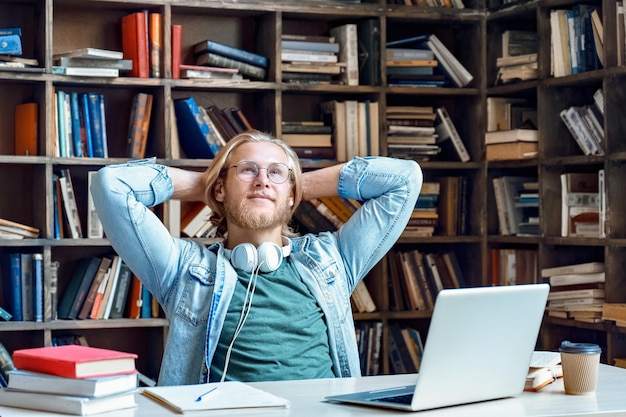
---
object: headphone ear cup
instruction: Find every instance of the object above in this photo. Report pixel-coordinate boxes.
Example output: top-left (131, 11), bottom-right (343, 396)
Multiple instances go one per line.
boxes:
top-left (257, 242), bottom-right (283, 273)
top-left (230, 243), bottom-right (258, 273)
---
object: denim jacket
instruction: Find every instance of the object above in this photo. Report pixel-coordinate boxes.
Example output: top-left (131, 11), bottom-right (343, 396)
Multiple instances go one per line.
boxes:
top-left (90, 156), bottom-right (422, 386)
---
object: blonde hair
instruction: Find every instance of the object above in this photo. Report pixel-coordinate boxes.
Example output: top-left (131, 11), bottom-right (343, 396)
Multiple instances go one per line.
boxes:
top-left (202, 130), bottom-right (303, 237)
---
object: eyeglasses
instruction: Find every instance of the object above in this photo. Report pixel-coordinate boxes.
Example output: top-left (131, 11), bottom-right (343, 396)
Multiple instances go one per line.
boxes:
top-left (229, 161), bottom-right (292, 184)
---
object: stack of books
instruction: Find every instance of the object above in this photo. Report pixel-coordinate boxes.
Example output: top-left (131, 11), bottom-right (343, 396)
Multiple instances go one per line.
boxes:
top-left (385, 47), bottom-right (445, 87)
top-left (406, 182), bottom-right (439, 237)
top-left (560, 88), bottom-right (605, 156)
top-left (386, 106), bottom-right (439, 160)
top-left (495, 30), bottom-right (538, 84)
top-left (193, 39), bottom-right (269, 80)
top-left (0, 27), bottom-right (40, 70)
top-left (281, 34), bottom-right (344, 84)
top-left (0, 345), bottom-right (138, 415)
top-left (543, 262), bottom-right (606, 323)
top-left (281, 121), bottom-right (334, 159)
top-left (0, 217), bottom-right (39, 239)
top-left (53, 48), bottom-right (129, 77)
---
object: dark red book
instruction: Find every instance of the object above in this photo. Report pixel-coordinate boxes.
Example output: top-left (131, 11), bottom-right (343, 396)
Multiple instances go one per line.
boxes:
top-left (171, 24), bottom-right (182, 79)
top-left (12, 345), bottom-right (137, 379)
top-left (122, 11), bottom-right (149, 78)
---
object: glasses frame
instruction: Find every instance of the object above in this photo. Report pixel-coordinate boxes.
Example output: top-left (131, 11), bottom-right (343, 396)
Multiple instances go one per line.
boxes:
top-left (229, 161), bottom-right (292, 184)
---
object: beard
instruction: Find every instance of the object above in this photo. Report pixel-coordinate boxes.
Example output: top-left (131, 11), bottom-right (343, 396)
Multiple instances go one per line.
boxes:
top-left (223, 195), bottom-right (293, 231)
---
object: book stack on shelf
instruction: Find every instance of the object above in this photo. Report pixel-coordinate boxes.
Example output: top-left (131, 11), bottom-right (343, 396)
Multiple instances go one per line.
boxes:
top-left (492, 176), bottom-right (539, 236)
top-left (489, 248), bottom-right (537, 286)
top-left (53, 48), bottom-right (130, 77)
top-left (385, 106), bottom-right (439, 160)
top-left (406, 182), bottom-right (439, 237)
top-left (386, 34), bottom-right (473, 88)
top-left (385, 47), bottom-right (445, 88)
top-left (292, 196), bottom-right (359, 234)
top-left (0, 252), bottom-right (44, 322)
top-left (0, 27), bottom-right (40, 71)
top-left (281, 34), bottom-right (343, 84)
top-left (560, 171), bottom-right (603, 238)
top-left (495, 30), bottom-right (538, 85)
top-left (282, 121), bottom-right (334, 160)
top-left (193, 39), bottom-right (269, 81)
top-left (355, 321), bottom-right (383, 376)
top-left (0, 217), bottom-right (39, 240)
top-left (54, 91), bottom-right (108, 158)
top-left (179, 64), bottom-right (243, 81)
top-left (180, 202), bottom-right (217, 239)
top-left (549, 5), bottom-right (603, 78)
top-left (560, 89), bottom-right (605, 156)
top-left (602, 303), bottom-right (626, 328)
top-left (0, 345), bottom-right (138, 415)
top-left (485, 97), bottom-right (538, 161)
top-left (543, 262), bottom-right (606, 323)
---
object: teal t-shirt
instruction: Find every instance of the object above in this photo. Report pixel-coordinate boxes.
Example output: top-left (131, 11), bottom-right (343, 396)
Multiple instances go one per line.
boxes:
top-left (209, 258), bottom-right (335, 382)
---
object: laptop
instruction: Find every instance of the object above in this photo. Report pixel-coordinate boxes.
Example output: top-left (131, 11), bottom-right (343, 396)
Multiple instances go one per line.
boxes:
top-left (326, 283), bottom-right (550, 411)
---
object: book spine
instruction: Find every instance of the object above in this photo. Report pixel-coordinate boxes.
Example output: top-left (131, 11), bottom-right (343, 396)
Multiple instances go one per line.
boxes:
top-left (81, 93), bottom-right (94, 157)
top-left (69, 92), bottom-right (83, 157)
top-left (171, 25), bottom-right (182, 79)
top-left (20, 253), bottom-right (34, 321)
top-left (87, 171), bottom-right (104, 239)
top-left (58, 169), bottom-right (83, 239)
top-left (121, 12), bottom-right (149, 78)
top-left (281, 51), bottom-right (338, 63)
top-left (149, 12), bottom-right (162, 78)
top-left (87, 93), bottom-right (106, 158)
top-left (6, 253), bottom-right (23, 321)
top-left (32, 253), bottom-right (44, 322)
top-left (330, 24), bottom-right (358, 86)
top-left (281, 40), bottom-right (340, 53)
top-left (14, 102), bottom-right (38, 156)
top-left (436, 107), bottom-right (470, 162)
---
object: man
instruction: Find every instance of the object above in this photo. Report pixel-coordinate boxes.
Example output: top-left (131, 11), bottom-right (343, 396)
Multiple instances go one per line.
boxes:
top-left (91, 130), bottom-right (422, 385)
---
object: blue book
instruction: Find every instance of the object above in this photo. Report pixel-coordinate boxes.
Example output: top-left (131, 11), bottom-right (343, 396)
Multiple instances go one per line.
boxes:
top-left (0, 28), bottom-right (22, 36)
top-left (32, 253), bottom-right (44, 322)
top-left (193, 39), bottom-right (269, 68)
top-left (56, 91), bottom-right (67, 157)
top-left (140, 285), bottom-right (151, 318)
top-left (0, 34), bottom-right (22, 55)
top-left (87, 93), bottom-right (106, 158)
top-left (173, 97), bottom-right (219, 159)
top-left (0, 253), bottom-right (22, 321)
top-left (69, 92), bottom-right (83, 157)
top-left (81, 93), bottom-right (94, 157)
top-left (386, 34), bottom-right (430, 48)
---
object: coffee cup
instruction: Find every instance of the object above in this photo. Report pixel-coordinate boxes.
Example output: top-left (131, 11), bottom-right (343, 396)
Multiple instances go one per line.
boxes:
top-left (559, 341), bottom-right (601, 395)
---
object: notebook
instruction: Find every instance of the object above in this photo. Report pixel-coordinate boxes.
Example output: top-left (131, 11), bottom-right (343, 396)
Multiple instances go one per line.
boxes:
top-left (326, 283), bottom-right (550, 411)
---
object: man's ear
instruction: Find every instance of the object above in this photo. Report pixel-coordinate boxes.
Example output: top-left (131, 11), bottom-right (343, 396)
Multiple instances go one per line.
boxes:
top-left (214, 179), bottom-right (225, 202)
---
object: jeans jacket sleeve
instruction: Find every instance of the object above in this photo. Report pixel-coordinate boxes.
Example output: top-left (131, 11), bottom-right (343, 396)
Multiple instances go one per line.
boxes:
top-left (335, 156), bottom-right (422, 290)
top-left (89, 159), bottom-right (190, 310)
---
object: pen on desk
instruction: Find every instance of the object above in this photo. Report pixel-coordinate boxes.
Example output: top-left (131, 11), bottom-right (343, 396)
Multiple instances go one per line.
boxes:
top-left (195, 387), bottom-right (218, 402)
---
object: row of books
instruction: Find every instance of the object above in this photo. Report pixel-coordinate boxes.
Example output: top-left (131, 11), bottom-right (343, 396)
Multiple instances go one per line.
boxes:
top-left (57, 255), bottom-right (160, 322)
top-left (550, 5), bottom-right (603, 78)
top-left (0, 252), bottom-right (44, 322)
top-left (489, 248), bottom-right (538, 287)
top-left (389, 249), bottom-right (466, 312)
top-left (492, 176), bottom-right (539, 236)
top-left (407, 182), bottom-right (439, 238)
top-left (293, 196), bottom-right (360, 234)
top-left (542, 262), bottom-right (606, 323)
top-left (356, 321), bottom-right (383, 376)
top-left (52, 48), bottom-right (131, 77)
top-left (53, 170), bottom-right (103, 240)
top-left (560, 171), bottom-right (605, 238)
top-left (173, 96), bottom-right (253, 159)
top-left (386, 0), bottom-right (465, 8)
top-left (560, 88), bottom-right (605, 156)
top-left (54, 91), bottom-right (108, 158)
top-left (388, 323), bottom-right (423, 374)
top-left (0, 345), bottom-right (138, 415)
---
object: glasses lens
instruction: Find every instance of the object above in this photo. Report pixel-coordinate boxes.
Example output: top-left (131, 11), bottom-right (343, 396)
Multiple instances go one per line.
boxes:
top-left (267, 163), bottom-right (289, 184)
top-left (236, 161), bottom-right (258, 181)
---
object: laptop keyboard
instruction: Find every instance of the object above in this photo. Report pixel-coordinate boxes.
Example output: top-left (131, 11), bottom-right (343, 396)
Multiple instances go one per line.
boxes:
top-left (374, 394), bottom-right (414, 404)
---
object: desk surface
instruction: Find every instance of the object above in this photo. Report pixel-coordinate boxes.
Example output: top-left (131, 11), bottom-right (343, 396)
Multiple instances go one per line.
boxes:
top-left (1, 364), bottom-right (626, 416)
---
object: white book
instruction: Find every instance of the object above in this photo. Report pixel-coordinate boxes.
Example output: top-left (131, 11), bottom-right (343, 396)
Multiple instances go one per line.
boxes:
top-left (344, 100), bottom-right (359, 159)
top-left (182, 205), bottom-right (212, 238)
top-left (52, 66), bottom-right (119, 77)
top-left (434, 106), bottom-right (470, 162)
top-left (541, 262), bottom-right (605, 278)
top-left (102, 255), bottom-right (123, 319)
top-left (59, 170), bottom-right (83, 238)
top-left (87, 171), bottom-right (104, 239)
top-left (559, 108), bottom-right (591, 155)
top-left (550, 10), bottom-right (566, 77)
top-left (357, 101), bottom-right (368, 157)
top-left (320, 100), bottom-right (347, 161)
top-left (330, 23), bottom-right (358, 86)
top-left (53, 47), bottom-right (123, 60)
top-left (281, 51), bottom-right (337, 63)
top-left (427, 34), bottom-right (473, 87)
top-left (163, 199), bottom-right (182, 238)
top-left (368, 101), bottom-right (380, 156)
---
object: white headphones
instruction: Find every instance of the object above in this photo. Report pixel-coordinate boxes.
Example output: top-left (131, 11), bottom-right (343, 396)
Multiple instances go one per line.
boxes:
top-left (224, 237), bottom-right (292, 273)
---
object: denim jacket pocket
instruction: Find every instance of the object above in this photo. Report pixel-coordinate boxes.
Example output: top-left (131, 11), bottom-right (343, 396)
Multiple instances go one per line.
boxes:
top-left (174, 263), bottom-right (215, 327)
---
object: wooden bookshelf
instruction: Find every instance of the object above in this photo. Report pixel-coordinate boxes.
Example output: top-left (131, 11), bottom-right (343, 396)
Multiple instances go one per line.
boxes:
top-left (11, 0), bottom-right (624, 380)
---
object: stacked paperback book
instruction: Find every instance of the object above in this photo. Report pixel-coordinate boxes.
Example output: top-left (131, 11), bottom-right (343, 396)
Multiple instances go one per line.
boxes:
top-left (53, 48), bottom-right (130, 77)
top-left (0, 345), bottom-right (138, 415)
top-left (193, 39), bottom-right (269, 80)
top-left (543, 262), bottom-right (606, 323)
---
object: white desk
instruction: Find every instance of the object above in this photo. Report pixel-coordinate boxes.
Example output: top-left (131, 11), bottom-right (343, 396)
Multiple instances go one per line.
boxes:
top-left (1, 364), bottom-right (626, 416)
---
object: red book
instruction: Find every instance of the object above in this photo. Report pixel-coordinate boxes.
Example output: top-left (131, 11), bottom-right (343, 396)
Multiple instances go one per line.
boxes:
top-left (171, 24), bottom-right (182, 79)
top-left (122, 12), bottom-right (149, 78)
top-left (12, 345), bottom-right (137, 379)
top-left (14, 102), bottom-right (38, 156)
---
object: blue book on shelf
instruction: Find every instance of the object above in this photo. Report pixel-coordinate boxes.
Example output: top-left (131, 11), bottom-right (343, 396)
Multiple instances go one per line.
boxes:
top-left (140, 285), bottom-right (151, 318)
top-left (81, 93), bottom-right (94, 157)
top-left (0, 253), bottom-right (22, 321)
top-left (32, 253), bottom-right (43, 322)
top-left (0, 28), bottom-right (22, 36)
top-left (69, 92), bottom-right (83, 157)
top-left (173, 97), bottom-right (219, 159)
top-left (87, 93), bottom-right (106, 158)
top-left (193, 39), bottom-right (269, 68)
top-left (0, 34), bottom-right (22, 55)
top-left (385, 34), bottom-right (430, 48)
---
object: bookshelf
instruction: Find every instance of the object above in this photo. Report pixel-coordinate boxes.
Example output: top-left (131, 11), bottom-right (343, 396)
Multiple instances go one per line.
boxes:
top-left (4, 0), bottom-right (622, 380)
